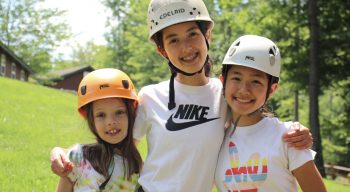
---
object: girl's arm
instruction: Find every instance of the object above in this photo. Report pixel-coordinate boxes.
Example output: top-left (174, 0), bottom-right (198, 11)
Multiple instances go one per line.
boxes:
top-left (56, 176), bottom-right (73, 192)
top-left (292, 160), bottom-right (327, 192)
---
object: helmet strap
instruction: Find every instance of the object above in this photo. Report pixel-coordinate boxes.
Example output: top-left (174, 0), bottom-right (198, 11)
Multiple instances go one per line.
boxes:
top-left (229, 115), bottom-right (241, 137)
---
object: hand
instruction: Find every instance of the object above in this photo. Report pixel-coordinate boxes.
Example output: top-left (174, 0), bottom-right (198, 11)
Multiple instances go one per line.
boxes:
top-left (50, 147), bottom-right (73, 177)
top-left (283, 122), bottom-right (313, 150)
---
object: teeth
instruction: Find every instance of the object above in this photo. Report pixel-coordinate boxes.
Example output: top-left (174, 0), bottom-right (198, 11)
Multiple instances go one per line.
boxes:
top-left (236, 98), bottom-right (251, 103)
top-left (107, 129), bottom-right (119, 134)
top-left (182, 53), bottom-right (197, 61)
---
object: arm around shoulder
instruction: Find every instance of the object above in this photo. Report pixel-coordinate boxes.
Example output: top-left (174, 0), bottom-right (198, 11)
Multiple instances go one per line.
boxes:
top-left (292, 160), bottom-right (327, 192)
top-left (56, 176), bottom-right (73, 192)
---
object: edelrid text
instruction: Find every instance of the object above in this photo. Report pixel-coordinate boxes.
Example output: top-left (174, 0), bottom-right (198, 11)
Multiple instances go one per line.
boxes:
top-left (160, 9), bottom-right (185, 19)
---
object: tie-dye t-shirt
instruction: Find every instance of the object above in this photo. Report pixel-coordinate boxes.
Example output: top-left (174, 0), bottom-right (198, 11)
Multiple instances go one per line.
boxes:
top-left (67, 144), bottom-right (138, 192)
top-left (215, 117), bottom-right (314, 192)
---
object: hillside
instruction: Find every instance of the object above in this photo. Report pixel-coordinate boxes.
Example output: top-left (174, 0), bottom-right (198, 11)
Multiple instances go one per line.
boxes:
top-left (0, 77), bottom-right (93, 191)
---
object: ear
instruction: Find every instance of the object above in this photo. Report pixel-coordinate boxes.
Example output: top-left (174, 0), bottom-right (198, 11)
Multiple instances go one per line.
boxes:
top-left (219, 74), bottom-right (224, 84)
top-left (268, 83), bottom-right (279, 98)
top-left (156, 46), bottom-right (168, 58)
top-left (205, 29), bottom-right (212, 43)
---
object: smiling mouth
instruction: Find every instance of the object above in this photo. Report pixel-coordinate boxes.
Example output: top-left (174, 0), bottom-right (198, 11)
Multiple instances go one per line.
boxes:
top-left (181, 52), bottom-right (198, 62)
top-left (234, 97), bottom-right (253, 104)
top-left (106, 129), bottom-right (121, 135)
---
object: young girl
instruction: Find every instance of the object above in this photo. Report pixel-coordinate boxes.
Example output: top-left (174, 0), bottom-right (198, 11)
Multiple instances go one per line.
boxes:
top-left (55, 68), bottom-right (142, 191)
top-left (215, 35), bottom-right (326, 191)
top-left (51, 1), bottom-right (313, 191)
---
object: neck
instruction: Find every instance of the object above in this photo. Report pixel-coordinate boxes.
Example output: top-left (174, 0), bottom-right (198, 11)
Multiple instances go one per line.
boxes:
top-left (175, 71), bottom-right (208, 86)
top-left (232, 112), bottom-right (263, 127)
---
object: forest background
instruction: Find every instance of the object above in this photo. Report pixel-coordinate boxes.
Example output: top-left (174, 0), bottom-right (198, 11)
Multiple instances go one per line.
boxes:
top-left (1, 0), bottom-right (349, 178)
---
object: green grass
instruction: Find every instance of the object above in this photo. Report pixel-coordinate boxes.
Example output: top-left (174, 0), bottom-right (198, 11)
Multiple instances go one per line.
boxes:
top-left (0, 76), bottom-right (349, 191)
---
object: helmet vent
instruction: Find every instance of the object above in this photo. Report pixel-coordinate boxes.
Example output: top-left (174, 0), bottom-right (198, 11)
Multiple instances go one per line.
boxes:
top-left (122, 80), bottom-right (129, 89)
top-left (269, 46), bottom-right (276, 56)
top-left (81, 85), bottom-right (87, 95)
top-left (229, 47), bottom-right (236, 57)
top-left (235, 41), bottom-right (240, 46)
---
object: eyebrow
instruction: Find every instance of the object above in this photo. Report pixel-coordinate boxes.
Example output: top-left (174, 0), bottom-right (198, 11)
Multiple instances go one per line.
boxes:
top-left (231, 71), bottom-right (266, 78)
top-left (164, 26), bottom-right (198, 41)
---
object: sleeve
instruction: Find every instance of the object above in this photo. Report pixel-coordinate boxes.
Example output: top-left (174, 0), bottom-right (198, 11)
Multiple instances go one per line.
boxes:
top-left (284, 122), bottom-right (315, 172)
top-left (133, 87), bottom-right (151, 140)
top-left (67, 144), bottom-right (84, 182)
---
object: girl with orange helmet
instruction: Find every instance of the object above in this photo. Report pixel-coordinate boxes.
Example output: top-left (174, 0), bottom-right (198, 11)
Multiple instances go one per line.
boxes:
top-left (55, 68), bottom-right (142, 191)
top-left (215, 35), bottom-right (326, 192)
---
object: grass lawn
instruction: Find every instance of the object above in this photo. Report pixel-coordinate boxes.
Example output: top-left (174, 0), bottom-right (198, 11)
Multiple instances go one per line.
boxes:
top-left (0, 76), bottom-right (349, 191)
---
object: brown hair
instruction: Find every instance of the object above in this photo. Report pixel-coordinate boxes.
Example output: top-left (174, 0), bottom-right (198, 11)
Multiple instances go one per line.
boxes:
top-left (82, 99), bottom-right (142, 180)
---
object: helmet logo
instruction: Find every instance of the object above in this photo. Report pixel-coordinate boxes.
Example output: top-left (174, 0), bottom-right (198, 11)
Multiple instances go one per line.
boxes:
top-left (159, 8), bottom-right (185, 20)
top-left (99, 84), bottom-right (110, 89)
top-left (81, 85), bottom-right (87, 95)
top-left (245, 56), bottom-right (255, 61)
top-left (122, 80), bottom-right (129, 89)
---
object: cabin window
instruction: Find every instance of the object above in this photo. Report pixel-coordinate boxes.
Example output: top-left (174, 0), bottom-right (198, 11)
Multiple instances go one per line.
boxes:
top-left (0, 54), bottom-right (5, 76)
top-left (20, 70), bottom-right (25, 81)
top-left (11, 63), bottom-right (16, 79)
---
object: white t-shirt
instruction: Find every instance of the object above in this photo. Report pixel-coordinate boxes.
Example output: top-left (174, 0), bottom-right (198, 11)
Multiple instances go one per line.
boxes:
top-left (134, 78), bottom-right (227, 192)
top-left (67, 144), bottom-right (138, 192)
top-left (215, 117), bottom-right (314, 192)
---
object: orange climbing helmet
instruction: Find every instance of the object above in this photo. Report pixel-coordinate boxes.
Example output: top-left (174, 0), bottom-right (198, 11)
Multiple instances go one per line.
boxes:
top-left (77, 68), bottom-right (138, 117)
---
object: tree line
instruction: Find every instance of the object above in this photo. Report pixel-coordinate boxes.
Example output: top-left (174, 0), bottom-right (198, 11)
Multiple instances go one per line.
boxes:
top-left (1, 0), bottom-right (349, 176)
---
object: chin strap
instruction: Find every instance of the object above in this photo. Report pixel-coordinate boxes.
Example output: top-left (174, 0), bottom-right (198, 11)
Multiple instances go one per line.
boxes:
top-left (168, 72), bottom-right (177, 110)
top-left (229, 115), bottom-right (241, 137)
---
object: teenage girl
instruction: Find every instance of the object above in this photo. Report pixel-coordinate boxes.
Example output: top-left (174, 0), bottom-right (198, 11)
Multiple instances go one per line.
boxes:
top-left (55, 68), bottom-right (142, 191)
top-left (215, 35), bottom-right (326, 191)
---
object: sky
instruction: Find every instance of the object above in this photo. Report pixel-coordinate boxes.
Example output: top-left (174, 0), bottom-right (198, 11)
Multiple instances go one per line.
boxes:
top-left (40, 0), bottom-right (110, 58)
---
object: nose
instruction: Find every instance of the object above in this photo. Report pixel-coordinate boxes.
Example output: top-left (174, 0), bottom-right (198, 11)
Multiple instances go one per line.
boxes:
top-left (182, 40), bottom-right (194, 53)
top-left (238, 82), bottom-right (251, 95)
top-left (107, 116), bottom-right (117, 126)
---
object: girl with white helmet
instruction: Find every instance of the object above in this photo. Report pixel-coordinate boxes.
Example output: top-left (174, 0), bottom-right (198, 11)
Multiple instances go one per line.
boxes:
top-left (54, 69), bottom-right (142, 191)
top-left (215, 35), bottom-right (326, 192)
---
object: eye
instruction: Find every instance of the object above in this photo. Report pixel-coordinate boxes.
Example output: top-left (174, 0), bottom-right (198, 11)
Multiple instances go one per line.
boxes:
top-left (189, 31), bottom-right (199, 38)
top-left (230, 76), bottom-right (241, 82)
top-left (168, 38), bottom-right (178, 45)
top-left (252, 79), bottom-right (264, 86)
top-left (116, 109), bottom-right (127, 117)
top-left (95, 112), bottom-right (105, 118)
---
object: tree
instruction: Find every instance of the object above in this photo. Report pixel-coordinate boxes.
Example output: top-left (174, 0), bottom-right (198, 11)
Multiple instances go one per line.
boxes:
top-left (308, 0), bottom-right (325, 176)
top-left (0, 0), bottom-right (71, 73)
top-left (103, 0), bottom-right (169, 89)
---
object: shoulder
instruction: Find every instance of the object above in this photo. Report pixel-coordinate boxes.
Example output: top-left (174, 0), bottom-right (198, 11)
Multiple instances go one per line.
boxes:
top-left (139, 80), bottom-right (169, 96)
top-left (264, 117), bottom-right (291, 134)
top-left (209, 77), bottom-right (223, 87)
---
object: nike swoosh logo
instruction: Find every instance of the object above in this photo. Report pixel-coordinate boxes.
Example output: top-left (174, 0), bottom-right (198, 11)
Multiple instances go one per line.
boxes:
top-left (166, 115), bottom-right (219, 131)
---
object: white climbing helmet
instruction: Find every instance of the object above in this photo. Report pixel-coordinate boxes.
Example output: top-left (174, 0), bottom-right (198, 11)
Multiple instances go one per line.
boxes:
top-left (222, 35), bottom-right (281, 78)
top-left (147, 0), bottom-right (214, 42)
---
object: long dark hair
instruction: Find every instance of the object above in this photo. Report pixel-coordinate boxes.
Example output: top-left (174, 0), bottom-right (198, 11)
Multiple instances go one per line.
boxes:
top-left (82, 98), bottom-right (142, 180)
